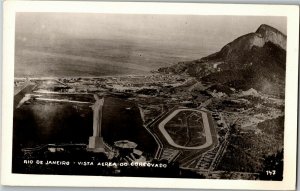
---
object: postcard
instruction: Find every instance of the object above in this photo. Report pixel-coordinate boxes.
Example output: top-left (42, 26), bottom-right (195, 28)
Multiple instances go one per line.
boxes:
top-left (1, 1), bottom-right (299, 190)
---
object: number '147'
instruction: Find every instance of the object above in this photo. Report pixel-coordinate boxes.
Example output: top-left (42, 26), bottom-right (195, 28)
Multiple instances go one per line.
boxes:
top-left (266, 170), bottom-right (276, 175)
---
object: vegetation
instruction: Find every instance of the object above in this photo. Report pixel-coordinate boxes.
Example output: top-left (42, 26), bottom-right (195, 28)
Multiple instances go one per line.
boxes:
top-left (217, 117), bottom-right (284, 175)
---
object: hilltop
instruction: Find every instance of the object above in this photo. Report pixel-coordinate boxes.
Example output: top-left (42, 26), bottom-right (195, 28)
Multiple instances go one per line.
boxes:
top-left (158, 24), bottom-right (286, 97)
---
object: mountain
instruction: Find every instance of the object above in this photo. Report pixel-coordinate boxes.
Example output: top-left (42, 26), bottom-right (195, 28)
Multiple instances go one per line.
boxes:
top-left (158, 24), bottom-right (286, 97)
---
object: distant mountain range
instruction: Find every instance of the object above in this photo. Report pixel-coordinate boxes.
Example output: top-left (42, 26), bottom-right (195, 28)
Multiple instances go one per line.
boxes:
top-left (158, 24), bottom-right (286, 97)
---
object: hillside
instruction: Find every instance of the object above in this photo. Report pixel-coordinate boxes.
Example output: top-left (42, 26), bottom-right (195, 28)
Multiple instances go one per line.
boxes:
top-left (158, 24), bottom-right (286, 97)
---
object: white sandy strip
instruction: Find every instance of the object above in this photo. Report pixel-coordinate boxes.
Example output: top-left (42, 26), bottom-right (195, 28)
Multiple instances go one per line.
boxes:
top-left (14, 80), bottom-right (31, 96)
top-left (16, 94), bottom-right (31, 108)
top-left (158, 109), bottom-right (213, 150)
top-left (33, 90), bottom-right (92, 95)
top-left (35, 97), bottom-right (91, 104)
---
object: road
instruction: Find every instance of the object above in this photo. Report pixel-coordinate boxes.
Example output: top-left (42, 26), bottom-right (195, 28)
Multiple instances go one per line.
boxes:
top-left (158, 109), bottom-right (213, 150)
top-left (14, 80), bottom-right (36, 109)
top-left (35, 97), bottom-right (91, 104)
top-left (14, 79), bottom-right (32, 96)
top-left (146, 106), bottom-right (218, 160)
top-left (146, 107), bottom-right (179, 159)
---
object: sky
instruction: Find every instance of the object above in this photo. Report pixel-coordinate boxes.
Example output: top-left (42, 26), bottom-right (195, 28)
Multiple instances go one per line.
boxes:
top-left (16, 13), bottom-right (286, 53)
top-left (14, 13), bottom-right (287, 77)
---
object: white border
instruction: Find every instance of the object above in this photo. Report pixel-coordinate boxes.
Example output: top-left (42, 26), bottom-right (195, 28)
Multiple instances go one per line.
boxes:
top-left (1, 1), bottom-right (299, 190)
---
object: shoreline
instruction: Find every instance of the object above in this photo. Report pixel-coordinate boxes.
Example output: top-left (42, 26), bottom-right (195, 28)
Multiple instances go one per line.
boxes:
top-left (14, 72), bottom-right (166, 80)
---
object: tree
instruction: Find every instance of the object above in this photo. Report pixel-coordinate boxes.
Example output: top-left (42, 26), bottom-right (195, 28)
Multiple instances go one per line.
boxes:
top-left (259, 149), bottom-right (283, 180)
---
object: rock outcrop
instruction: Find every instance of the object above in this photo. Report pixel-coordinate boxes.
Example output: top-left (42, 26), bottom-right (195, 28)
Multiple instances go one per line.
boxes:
top-left (158, 24), bottom-right (286, 97)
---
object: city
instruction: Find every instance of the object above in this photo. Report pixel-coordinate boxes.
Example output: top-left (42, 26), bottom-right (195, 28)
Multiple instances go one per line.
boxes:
top-left (13, 71), bottom-right (284, 179)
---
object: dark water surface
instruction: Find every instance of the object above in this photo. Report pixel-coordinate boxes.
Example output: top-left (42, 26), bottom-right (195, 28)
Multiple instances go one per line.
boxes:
top-left (13, 96), bottom-right (157, 155)
top-left (13, 102), bottom-right (93, 148)
top-left (102, 97), bottom-right (157, 154)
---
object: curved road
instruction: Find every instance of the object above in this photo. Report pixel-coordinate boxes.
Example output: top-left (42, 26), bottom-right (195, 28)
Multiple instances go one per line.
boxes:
top-left (158, 109), bottom-right (213, 150)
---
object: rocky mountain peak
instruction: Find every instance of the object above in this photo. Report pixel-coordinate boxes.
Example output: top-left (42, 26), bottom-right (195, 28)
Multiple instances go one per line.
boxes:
top-left (256, 24), bottom-right (285, 36)
top-left (158, 24), bottom-right (286, 96)
top-left (204, 24), bottom-right (287, 64)
top-left (255, 24), bottom-right (286, 50)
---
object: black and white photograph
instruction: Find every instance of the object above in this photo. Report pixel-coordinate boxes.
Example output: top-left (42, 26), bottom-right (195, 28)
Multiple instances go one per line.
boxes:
top-left (1, 1), bottom-right (299, 190)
